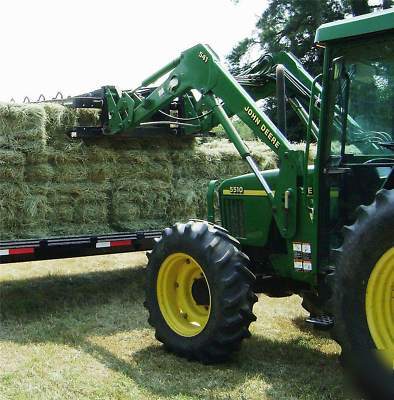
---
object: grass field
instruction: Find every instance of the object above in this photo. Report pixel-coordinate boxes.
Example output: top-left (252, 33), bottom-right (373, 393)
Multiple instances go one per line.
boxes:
top-left (0, 253), bottom-right (359, 400)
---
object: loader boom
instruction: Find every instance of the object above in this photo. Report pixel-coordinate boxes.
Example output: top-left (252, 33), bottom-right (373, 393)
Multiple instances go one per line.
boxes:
top-left (106, 44), bottom-right (292, 157)
top-left (102, 44), bottom-right (307, 238)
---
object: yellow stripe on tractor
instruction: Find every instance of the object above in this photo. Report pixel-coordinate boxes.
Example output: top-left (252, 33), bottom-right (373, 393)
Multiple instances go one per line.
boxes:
top-left (223, 189), bottom-right (272, 196)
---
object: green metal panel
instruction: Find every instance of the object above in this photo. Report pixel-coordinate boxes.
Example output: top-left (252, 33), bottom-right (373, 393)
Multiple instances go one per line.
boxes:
top-left (218, 170), bottom-right (278, 246)
top-left (218, 166), bottom-right (317, 286)
top-left (315, 8), bottom-right (394, 43)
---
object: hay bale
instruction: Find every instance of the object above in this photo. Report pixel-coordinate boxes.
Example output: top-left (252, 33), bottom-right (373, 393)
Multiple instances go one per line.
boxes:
top-left (87, 163), bottom-right (116, 183)
top-left (167, 178), bottom-right (208, 222)
top-left (25, 164), bottom-right (54, 182)
top-left (86, 144), bottom-right (119, 163)
top-left (52, 163), bottom-right (89, 183)
top-left (21, 191), bottom-right (50, 236)
top-left (0, 103), bottom-right (47, 151)
top-left (48, 144), bottom-right (86, 164)
top-left (76, 108), bottom-right (101, 127)
top-left (0, 183), bottom-right (49, 239)
top-left (43, 183), bottom-right (109, 235)
top-left (0, 150), bottom-right (25, 182)
top-left (115, 161), bottom-right (173, 182)
top-left (48, 205), bottom-right (75, 225)
top-left (25, 149), bottom-right (50, 165)
top-left (0, 184), bottom-right (28, 238)
top-left (44, 103), bottom-right (77, 138)
top-left (111, 179), bottom-right (172, 230)
top-left (171, 139), bottom-right (277, 180)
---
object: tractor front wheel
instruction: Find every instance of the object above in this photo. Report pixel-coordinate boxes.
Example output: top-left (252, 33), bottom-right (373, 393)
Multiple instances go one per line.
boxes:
top-left (145, 221), bottom-right (257, 363)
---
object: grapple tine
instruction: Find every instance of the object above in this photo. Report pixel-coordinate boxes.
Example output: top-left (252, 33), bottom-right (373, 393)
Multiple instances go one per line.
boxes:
top-left (53, 91), bottom-right (63, 100)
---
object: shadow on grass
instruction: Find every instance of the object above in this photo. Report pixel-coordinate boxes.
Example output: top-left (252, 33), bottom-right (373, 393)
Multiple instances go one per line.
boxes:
top-left (0, 267), bottom-right (353, 399)
top-left (74, 335), bottom-right (350, 400)
top-left (0, 266), bottom-right (146, 321)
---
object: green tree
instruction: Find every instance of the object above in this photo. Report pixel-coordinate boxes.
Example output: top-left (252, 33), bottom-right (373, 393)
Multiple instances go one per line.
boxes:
top-left (227, 0), bottom-right (393, 141)
top-left (228, 0), bottom-right (393, 75)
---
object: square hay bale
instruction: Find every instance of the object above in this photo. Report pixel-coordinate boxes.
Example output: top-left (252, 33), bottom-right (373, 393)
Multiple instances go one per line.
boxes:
top-left (44, 183), bottom-right (110, 232)
top-left (85, 144), bottom-right (120, 164)
top-left (24, 164), bottom-right (54, 183)
top-left (44, 103), bottom-right (77, 139)
top-left (52, 163), bottom-right (89, 183)
top-left (0, 183), bottom-right (49, 239)
top-left (171, 139), bottom-right (277, 181)
top-left (76, 108), bottom-right (101, 127)
top-left (111, 179), bottom-right (172, 230)
top-left (115, 160), bottom-right (173, 182)
top-left (87, 163), bottom-right (117, 183)
top-left (36, 194), bottom-right (112, 236)
top-left (166, 178), bottom-right (209, 222)
top-left (0, 103), bottom-right (47, 152)
top-left (25, 149), bottom-right (50, 165)
top-left (0, 184), bottom-right (28, 238)
top-left (47, 205), bottom-right (76, 225)
top-left (21, 193), bottom-right (50, 237)
top-left (48, 144), bottom-right (86, 164)
top-left (0, 150), bottom-right (25, 182)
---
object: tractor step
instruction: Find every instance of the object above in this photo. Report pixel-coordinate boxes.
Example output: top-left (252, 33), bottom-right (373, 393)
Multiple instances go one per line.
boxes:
top-left (305, 315), bottom-right (334, 330)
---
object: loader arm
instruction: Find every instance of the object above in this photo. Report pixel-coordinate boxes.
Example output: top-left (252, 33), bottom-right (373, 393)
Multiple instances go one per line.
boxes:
top-left (106, 44), bottom-right (291, 156)
top-left (103, 44), bottom-right (305, 238)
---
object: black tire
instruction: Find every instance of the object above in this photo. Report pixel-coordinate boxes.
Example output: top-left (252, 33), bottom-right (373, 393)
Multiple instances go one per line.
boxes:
top-left (145, 220), bottom-right (257, 363)
top-left (329, 189), bottom-right (394, 400)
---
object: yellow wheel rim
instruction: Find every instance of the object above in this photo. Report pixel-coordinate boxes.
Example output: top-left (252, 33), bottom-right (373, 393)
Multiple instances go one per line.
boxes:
top-left (366, 247), bottom-right (394, 367)
top-left (157, 252), bottom-right (211, 337)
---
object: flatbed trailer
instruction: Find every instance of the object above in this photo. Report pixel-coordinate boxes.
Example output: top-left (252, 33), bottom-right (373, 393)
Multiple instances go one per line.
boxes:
top-left (0, 230), bottom-right (161, 264)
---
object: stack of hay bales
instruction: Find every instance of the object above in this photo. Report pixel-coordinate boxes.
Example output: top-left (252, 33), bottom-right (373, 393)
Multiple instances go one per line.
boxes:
top-left (0, 104), bottom-right (49, 239)
top-left (0, 101), bottom-right (278, 240)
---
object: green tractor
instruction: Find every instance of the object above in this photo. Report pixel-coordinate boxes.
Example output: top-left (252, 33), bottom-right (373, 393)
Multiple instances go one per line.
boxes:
top-left (71, 8), bottom-right (394, 398)
top-left (143, 11), bottom-right (394, 398)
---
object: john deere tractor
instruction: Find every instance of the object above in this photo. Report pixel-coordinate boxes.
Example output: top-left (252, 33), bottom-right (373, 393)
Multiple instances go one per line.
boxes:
top-left (65, 8), bottom-right (394, 399)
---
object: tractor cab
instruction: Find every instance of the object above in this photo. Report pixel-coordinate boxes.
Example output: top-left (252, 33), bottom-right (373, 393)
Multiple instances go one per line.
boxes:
top-left (314, 9), bottom-right (394, 261)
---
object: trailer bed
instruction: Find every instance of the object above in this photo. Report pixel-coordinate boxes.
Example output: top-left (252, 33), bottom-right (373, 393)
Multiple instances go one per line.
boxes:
top-left (0, 230), bottom-right (162, 264)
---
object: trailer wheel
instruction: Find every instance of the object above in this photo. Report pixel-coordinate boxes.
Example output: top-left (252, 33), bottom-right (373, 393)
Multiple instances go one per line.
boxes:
top-left (145, 221), bottom-right (257, 363)
top-left (329, 189), bottom-right (394, 399)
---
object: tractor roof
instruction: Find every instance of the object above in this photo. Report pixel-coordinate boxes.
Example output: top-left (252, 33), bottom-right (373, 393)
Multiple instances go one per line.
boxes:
top-left (315, 8), bottom-right (394, 43)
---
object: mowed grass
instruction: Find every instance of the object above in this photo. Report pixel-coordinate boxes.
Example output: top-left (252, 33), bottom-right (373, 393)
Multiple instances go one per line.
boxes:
top-left (0, 253), bottom-right (358, 400)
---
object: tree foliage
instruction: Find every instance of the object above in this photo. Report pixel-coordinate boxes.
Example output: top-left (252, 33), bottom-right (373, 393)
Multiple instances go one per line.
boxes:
top-left (228, 0), bottom-right (393, 75)
top-left (227, 0), bottom-right (393, 141)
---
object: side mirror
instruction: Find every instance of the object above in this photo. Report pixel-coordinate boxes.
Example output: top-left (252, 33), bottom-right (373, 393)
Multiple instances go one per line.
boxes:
top-left (332, 56), bottom-right (345, 80)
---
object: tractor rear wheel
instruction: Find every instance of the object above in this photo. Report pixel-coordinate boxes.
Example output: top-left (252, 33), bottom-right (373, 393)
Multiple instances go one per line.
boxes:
top-left (329, 189), bottom-right (394, 399)
top-left (145, 221), bottom-right (257, 363)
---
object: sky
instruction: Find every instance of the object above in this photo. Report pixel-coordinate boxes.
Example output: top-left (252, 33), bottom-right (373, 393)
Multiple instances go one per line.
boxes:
top-left (0, 0), bottom-right (267, 102)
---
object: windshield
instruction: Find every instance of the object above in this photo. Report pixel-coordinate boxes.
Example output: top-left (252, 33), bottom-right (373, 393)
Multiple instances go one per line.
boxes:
top-left (330, 34), bottom-right (394, 157)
